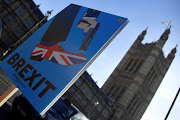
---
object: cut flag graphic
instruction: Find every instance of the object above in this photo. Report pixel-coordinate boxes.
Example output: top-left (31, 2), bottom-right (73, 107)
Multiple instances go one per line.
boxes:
top-left (31, 43), bottom-right (87, 65)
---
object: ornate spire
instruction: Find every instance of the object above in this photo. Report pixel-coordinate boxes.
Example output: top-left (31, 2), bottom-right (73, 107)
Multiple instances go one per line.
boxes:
top-left (171, 44), bottom-right (177, 54)
top-left (137, 27), bottom-right (148, 42)
top-left (167, 44), bottom-right (177, 60)
top-left (157, 25), bottom-right (171, 49)
top-left (160, 26), bottom-right (171, 41)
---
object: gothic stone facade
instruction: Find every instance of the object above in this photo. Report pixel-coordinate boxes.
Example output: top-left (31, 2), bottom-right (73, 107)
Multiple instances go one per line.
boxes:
top-left (64, 27), bottom-right (176, 120)
top-left (63, 71), bottom-right (112, 120)
top-left (101, 27), bottom-right (176, 120)
top-left (0, 0), bottom-right (46, 56)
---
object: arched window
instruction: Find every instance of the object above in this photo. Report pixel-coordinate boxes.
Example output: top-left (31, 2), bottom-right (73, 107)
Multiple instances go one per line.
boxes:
top-left (116, 88), bottom-right (125, 100)
top-left (127, 96), bottom-right (137, 110)
top-left (148, 74), bottom-right (157, 88)
top-left (106, 85), bottom-right (115, 96)
top-left (134, 59), bottom-right (144, 73)
top-left (124, 58), bottom-right (134, 71)
top-left (129, 59), bottom-right (138, 72)
top-left (110, 86), bottom-right (120, 98)
top-left (146, 70), bottom-right (155, 86)
top-left (144, 67), bottom-right (153, 84)
top-left (131, 101), bottom-right (142, 117)
top-left (129, 98), bottom-right (139, 114)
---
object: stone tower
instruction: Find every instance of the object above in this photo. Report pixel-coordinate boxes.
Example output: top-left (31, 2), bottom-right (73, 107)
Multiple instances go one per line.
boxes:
top-left (101, 26), bottom-right (176, 120)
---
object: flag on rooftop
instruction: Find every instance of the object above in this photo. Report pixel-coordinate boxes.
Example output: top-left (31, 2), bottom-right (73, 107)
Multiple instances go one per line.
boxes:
top-left (160, 22), bottom-right (169, 25)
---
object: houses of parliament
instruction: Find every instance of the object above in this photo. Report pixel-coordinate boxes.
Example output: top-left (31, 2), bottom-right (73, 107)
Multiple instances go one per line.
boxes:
top-left (63, 26), bottom-right (176, 120)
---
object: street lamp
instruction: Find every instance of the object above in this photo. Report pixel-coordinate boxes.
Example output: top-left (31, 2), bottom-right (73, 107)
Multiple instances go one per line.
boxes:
top-left (46, 10), bottom-right (53, 17)
top-left (95, 101), bottom-right (99, 106)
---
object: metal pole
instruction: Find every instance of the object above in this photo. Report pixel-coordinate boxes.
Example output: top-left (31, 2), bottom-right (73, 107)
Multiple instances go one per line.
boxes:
top-left (166, 20), bottom-right (171, 30)
top-left (164, 87), bottom-right (180, 120)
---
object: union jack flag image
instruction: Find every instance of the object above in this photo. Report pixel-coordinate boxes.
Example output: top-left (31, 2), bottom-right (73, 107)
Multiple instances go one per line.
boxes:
top-left (31, 43), bottom-right (87, 65)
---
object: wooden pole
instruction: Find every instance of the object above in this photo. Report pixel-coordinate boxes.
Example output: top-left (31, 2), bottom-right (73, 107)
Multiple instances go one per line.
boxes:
top-left (0, 84), bottom-right (18, 107)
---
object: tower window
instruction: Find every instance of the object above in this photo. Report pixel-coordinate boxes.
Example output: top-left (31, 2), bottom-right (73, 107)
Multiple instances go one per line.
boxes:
top-left (97, 104), bottom-right (103, 112)
top-left (80, 100), bottom-right (87, 108)
top-left (163, 36), bottom-right (165, 40)
top-left (129, 98), bottom-right (140, 115)
top-left (3, 36), bottom-right (14, 48)
top-left (120, 114), bottom-right (126, 120)
top-left (75, 94), bottom-right (82, 102)
top-left (131, 101), bottom-right (141, 117)
top-left (134, 59), bottom-right (144, 73)
top-left (127, 96), bottom-right (137, 111)
top-left (97, 117), bottom-right (103, 120)
top-left (133, 102), bottom-right (142, 117)
top-left (107, 85), bottom-right (115, 96)
top-left (15, 6), bottom-right (26, 16)
top-left (129, 59), bottom-right (138, 72)
top-left (4, 0), bottom-right (15, 5)
top-left (148, 74), bottom-right (157, 88)
top-left (0, 4), bottom-right (3, 13)
top-left (0, 40), bottom-right (8, 51)
top-left (144, 67), bottom-right (153, 84)
top-left (110, 86), bottom-right (120, 98)
top-left (146, 70), bottom-right (155, 86)
top-left (3, 15), bottom-right (14, 25)
top-left (75, 78), bottom-right (82, 86)
top-left (124, 58), bottom-right (134, 71)
top-left (13, 26), bottom-right (24, 37)
top-left (82, 84), bottom-right (89, 94)
top-left (24, 17), bottom-right (35, 29)
top-left (91, 110), bottom-right (98, 119)
top-left (87, 92), bottom-right (93, 100)
top-left (116, 88), bottom-right (125, 100)
top-left (67, 87), bottom-right (75, 94)
top-left (102, 109), bottom-right (110, 118)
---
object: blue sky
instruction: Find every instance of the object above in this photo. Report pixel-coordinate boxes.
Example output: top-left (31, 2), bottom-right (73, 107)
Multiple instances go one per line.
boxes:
top-left (34, 0), bottom-right (180, 119)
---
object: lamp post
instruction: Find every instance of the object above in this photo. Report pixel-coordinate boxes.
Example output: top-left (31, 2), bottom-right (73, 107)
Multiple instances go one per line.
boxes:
top-left (0, 10), bottom-right (53, 61)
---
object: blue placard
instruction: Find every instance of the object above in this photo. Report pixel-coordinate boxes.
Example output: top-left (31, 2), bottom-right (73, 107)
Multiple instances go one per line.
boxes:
top-left (0, 4), bottom-right (128, 115)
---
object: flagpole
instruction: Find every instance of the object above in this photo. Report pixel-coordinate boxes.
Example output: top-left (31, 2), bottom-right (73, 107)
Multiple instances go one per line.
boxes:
top-left (166, 20), bottom-right (171, 30)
